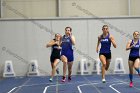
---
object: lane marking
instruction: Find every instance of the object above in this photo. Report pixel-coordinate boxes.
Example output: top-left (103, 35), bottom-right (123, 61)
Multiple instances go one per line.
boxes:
top-left (110, 75), bottom-right (140, 91)
top-left (109, 83), bottom-right (123, 93)
top-left (7, 75), bottom-right (140, 93)
top-left (77, 83), bottom-right (99, 93)
top-left (43, 80), bottom-right (100, 93)
top-left (7, 87), bottom-right (17, 93)
top-left (77, 81), bottom-right (121, 93)
top-left (81, 76), bottom-right (102, 93)
top-left (7, 78), bottom-right (31, 93)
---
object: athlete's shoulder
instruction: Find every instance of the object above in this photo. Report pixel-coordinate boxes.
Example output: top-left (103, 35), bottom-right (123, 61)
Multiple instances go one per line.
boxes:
top-left (127, 39), bottom-right (133, 44)
top-left (98, 34), bottom-right (103, 39)
top-left (109, 34), bottom-right (113, 38)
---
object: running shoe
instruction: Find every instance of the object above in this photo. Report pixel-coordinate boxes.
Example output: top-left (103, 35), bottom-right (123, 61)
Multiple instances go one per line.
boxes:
top-left (68, 76), bottom-right (71, 82)
top-left (49, 78), bottom-right (53, 82)
top-left (102, 78), bottom-right (106, 83)
top-left (61, 76), bottom-right (66, 82)
top-left (129, 81), bottom-right (133, 87)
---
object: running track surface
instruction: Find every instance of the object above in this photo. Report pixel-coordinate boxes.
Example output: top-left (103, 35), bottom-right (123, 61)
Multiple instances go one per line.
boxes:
top-left (0, 74), bottom-right (140, 93)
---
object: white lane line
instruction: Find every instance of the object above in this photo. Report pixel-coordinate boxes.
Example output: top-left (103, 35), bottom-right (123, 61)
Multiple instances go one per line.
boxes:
top-left (7, 82), bottom-right (55, 93)
top-left (8, 76), bottom-right (140, 93)
top-left (43, 81), bottom-right (99, 93)
top-left (81, 76), bottom-right (102, 93)
top-left (43, 83), bottom-right (67, 93)
top-left (7, 87), bottom-right (17, 93)
top-left (43, 86), bottom-right (50, 93)
top-left (77, 81), bottom-right (121, 93)
top-left (7, 78), bottom-right (32, 93)
top-left (8, 80), bottom-right (88, 93)
top-left (111, 76), bottom-right (140, 91)
top-left (77, 83), bottom-right (99, 93)
top-left (7, 83), bottom-right (51, 93)
top-left (109, 83), bottom-right (123, 93)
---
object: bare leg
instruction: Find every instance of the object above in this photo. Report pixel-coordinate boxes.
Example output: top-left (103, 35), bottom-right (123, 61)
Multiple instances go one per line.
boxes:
top-left (61, 55), bottom-right (67, 77)
top-left (68, 62), bottom-right (73, 77)
top-left (128, 60), bottom-right (134, 82)
top-left (128, 60), bottom-right (134, 87)
top-left (99, 55), bottom-right (106, 80)
top-left (134, 58), bottom-right (140, 74)
top-left (51, 59), bottom-right (59, 78)
top-left (105, 59), bottom-right (111, 71)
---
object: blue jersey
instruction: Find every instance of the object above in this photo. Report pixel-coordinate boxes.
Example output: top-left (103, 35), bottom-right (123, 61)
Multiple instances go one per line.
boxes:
top-left (129, 40), bottom-right (140, 57)
top-left (99, 34), bottom-right (111, 53)
top-left (61, 35), bottom-right (74, 62)
top-left (61, 35), bottom-right (73, 51)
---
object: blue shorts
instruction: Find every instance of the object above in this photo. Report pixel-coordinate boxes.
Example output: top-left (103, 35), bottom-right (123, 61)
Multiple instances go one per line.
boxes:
top-left (61, 50), bottom-right (74, 62)
top-left (99, 52), bottom-right (111, 60)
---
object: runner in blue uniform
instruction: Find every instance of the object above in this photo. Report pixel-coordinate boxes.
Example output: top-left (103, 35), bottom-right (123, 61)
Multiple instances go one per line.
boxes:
top-left (126, 31), bottom-right (140, 87)
top-left (46, 33), bottom-right (62, 82)
top-left (96, 25), bottom-right (117, 83)
top-left (61, 27), bottom-right (75, 82)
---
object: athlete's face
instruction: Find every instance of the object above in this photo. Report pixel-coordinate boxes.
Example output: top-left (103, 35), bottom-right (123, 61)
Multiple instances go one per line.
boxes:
top-left (55, 34), bottom-right (61, 41)
top-left (65, 28), bottom-right (71, 36)
top-left (133, 32), bottom-right (139, 39)
top-left (102, 27), bottom-right (109, 34)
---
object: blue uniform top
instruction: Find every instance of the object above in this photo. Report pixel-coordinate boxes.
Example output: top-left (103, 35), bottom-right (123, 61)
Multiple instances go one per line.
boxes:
top-left (129, 40), bottom-right (140, 57)
top-left (61, 35), bottom-right (73, 52)
top-left (99, 33), bottom-right (111, 53)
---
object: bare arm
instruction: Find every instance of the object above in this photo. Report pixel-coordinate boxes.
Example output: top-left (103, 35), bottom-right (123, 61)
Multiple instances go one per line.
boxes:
top-left (96, 36), bottom-right (101, 53)
top-left (70, 35), bottom-right (76, 45)
top-left (110, 35), bottom-right (117, 48)
top-left (46, 40), bottom-right (56, 48)
top-left (126, 40), bottom-right (134, 51)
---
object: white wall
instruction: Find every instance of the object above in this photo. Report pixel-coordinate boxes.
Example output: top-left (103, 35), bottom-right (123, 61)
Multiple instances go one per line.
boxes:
top-left (1, 0), bottom-right (140, 18)
top-left (0, 17), bottom-right (140, 76)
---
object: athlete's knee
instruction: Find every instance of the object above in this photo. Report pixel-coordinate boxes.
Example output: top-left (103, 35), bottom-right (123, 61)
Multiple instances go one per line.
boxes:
top-left (61, 56), bottom-right (67, 63)
top-left (52, 65), bottom-right (57, 68)
top-left (105, 67), bottom-right (109, 71)
top-left (134, 66), bottom-right (138, 69)
top-left (102, 63), bottom-right (106, 67)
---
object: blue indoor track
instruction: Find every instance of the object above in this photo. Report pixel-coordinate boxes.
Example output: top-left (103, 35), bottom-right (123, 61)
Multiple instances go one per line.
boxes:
top-left (0, 74), bottom-right (140, 93)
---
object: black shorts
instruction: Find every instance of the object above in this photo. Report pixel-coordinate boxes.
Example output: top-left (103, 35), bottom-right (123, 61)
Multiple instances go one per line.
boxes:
top-left (50, 55), bottom-right (60, 63)
top-left (99, 53), bottom-right (111, 59)
top-left (129, 56), bottom-right (140, 62)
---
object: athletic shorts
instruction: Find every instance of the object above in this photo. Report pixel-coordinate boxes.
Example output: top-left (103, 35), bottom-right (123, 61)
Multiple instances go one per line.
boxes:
top-left (129, 56), bottom-right (140, 62)
top-left (99, 53), bottom-right (111, 60)
top-left (50, 55), bottom-right (60, 63)
top-left (61, 50), bottom-right (74, 62)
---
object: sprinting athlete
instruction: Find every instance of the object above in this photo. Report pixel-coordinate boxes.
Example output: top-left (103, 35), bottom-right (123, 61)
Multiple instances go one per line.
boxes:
top-left (46, 33), bottom-right (62, 82)
top-left (61, 27), bottom-right (75, 82)
top-left (96, 25), bottom-right (117, 83)
top-left (126, 31), bottom-right (140, 87)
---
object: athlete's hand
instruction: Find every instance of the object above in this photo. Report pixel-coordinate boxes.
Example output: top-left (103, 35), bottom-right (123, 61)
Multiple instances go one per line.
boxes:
top-left (68, 31), bottom-right (72, 37)
top-left (96, 47), bottom-right (99, 53)
top-left (55, 41), bottom-right (59, 45)
top-left (57, 46), bottom-right (62, 50)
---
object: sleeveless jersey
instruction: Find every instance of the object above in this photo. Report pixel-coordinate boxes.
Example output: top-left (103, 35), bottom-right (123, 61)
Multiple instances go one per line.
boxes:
top-left (99, 34), bottom-right (111, 53)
